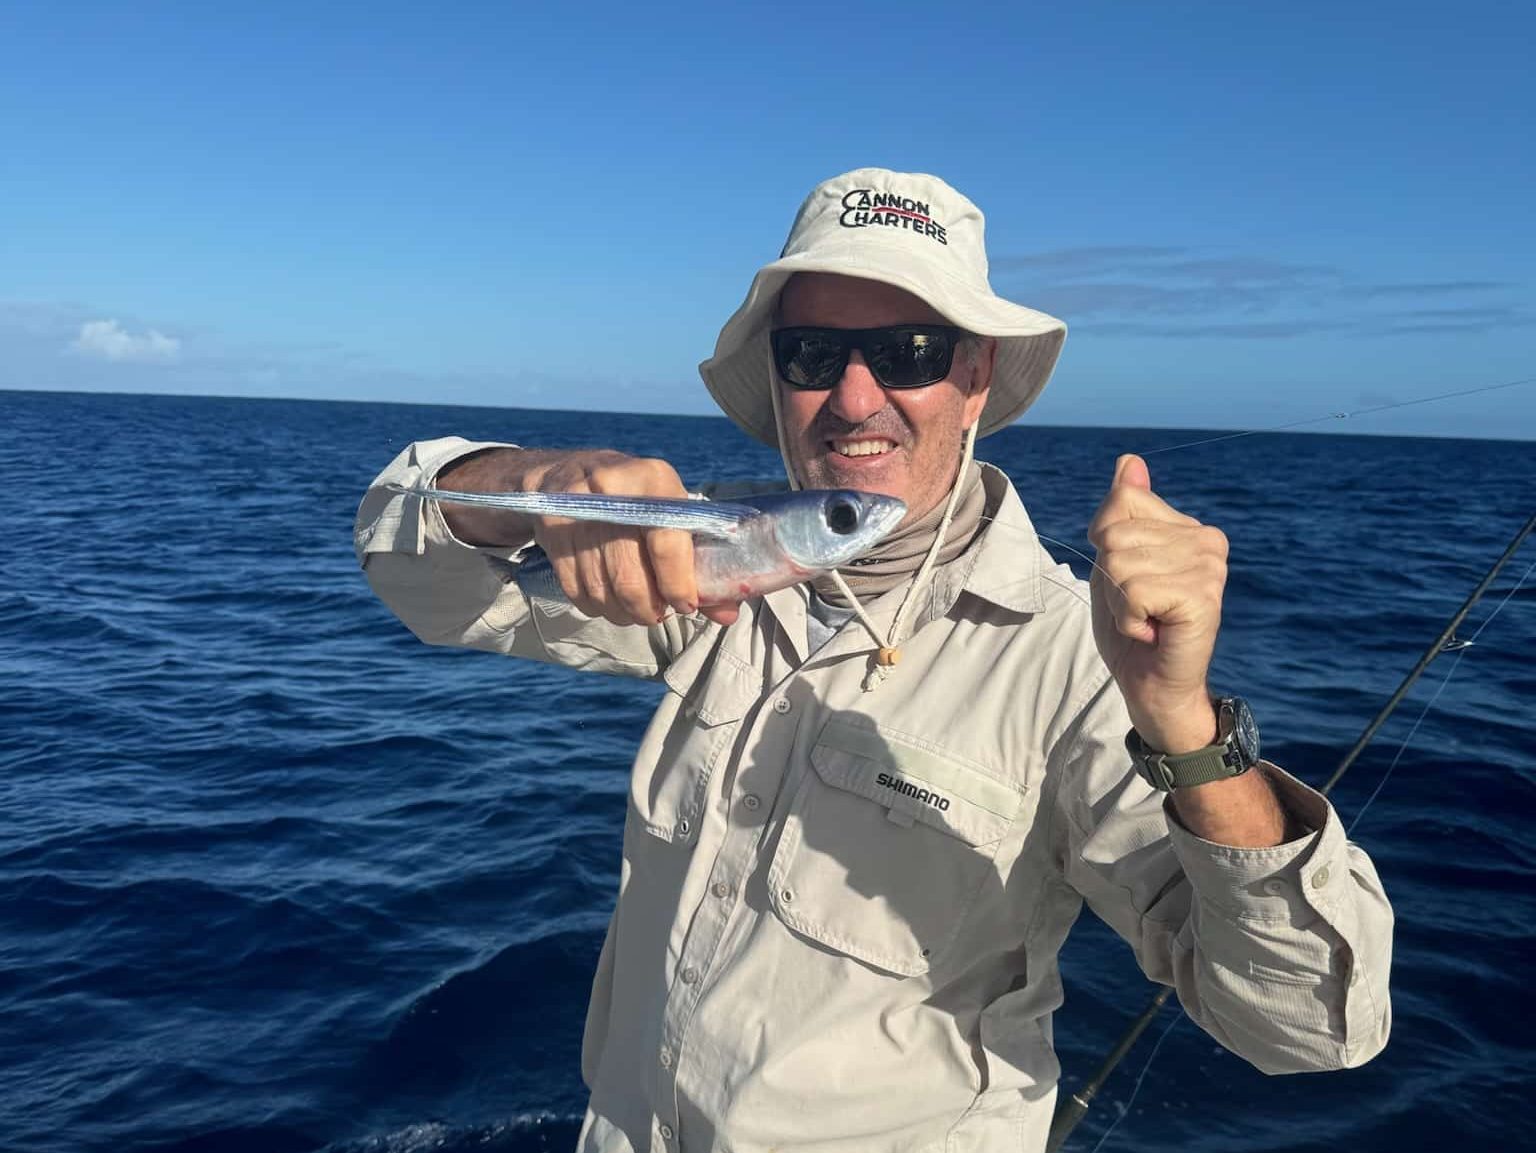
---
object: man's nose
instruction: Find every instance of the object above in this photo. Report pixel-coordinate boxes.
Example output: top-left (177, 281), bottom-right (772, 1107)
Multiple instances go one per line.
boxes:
top-left (828, 352), bottom-right (887, 424)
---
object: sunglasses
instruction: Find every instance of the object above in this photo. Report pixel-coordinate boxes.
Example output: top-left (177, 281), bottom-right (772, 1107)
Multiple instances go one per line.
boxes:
top-left (770, 325), bottom-right (964, 390)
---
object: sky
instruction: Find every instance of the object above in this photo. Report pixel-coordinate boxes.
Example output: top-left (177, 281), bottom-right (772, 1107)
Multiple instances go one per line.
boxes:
top-left (2, 1), bottom-right (1533, 438)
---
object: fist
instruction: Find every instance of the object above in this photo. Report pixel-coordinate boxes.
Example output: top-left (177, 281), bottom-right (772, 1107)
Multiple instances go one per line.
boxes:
top-left (529, 451), bottom-right (741, 628)
top-left (1088, 454), bottom-right (1228, 754)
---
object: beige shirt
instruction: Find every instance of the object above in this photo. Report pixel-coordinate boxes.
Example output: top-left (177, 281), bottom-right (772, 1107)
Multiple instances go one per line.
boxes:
top-left (356, 437), bottom-right (1394, 1153)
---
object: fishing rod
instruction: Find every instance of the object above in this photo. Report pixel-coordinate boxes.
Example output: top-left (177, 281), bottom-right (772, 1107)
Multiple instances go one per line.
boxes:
top-left (1045, 507), bottom-right (1536, 1153)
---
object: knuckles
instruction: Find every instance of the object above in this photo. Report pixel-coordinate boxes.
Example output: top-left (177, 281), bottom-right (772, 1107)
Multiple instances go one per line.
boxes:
top-left (587, 454), bottom-right (685, 499)
top-left (1201, 525), bottom-right (1229, 559)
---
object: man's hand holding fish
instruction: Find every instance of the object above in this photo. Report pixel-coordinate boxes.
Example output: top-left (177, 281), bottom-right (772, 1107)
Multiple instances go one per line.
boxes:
top-left (431, 446), bottom-right (741, 626)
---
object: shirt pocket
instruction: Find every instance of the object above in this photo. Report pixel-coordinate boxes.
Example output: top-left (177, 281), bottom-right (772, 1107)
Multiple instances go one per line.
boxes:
top-left (630, 634), bottom-right (757, 845)
top-left (767, 717), bottom-right (1024, 976)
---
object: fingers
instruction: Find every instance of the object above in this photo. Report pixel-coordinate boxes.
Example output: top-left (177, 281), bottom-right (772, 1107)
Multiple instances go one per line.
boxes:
top-left (1096, 569), bottom-right (1222, 642)
top-left (1091, 530), bottom-right (1228, 643)
top-left (1089, 454), bottom-right (1199, 543)
top-left (1092, 519), bottom-right (1229, 572)
top-left (1116, 452), bottom-right (1152, 492)
top-left (1089, 482), bottom-right (1228, 648)
top-left (546, 523), bottom-right (670, 626)
top-left (647, 528), bottom-right (697, 616)
top-left (531, 452), bottom-right (734, 627)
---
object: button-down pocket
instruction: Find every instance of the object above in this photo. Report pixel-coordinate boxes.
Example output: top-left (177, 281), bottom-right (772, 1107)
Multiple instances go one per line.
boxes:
top-left (767, 718), bottom-right (1023, 976)
top-left (630, 635), bottom-right (757, 844)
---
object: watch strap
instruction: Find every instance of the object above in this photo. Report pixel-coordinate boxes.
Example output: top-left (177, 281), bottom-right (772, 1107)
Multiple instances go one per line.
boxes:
top-left (1126, 730), bottom-right (1252, 791)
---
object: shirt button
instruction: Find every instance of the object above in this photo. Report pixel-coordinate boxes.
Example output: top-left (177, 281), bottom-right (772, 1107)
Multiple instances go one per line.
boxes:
top-left (659, 1123), bottom-right (674, 1140)
top-left (712, 881), bottom-right (731, 899)
top-left (659, 1047), bottom-right (673, 1068)
top-left (1262, 879), bottom-right (1287, 895)
top-left (772, 697), bottom-right (792, 714)
top-left (677, 817), bottom-right (691, 836)
top-left (682, 966), bottom-right (699, 985)
top-left (1311, 866), bottom-right (1331, 889)
top-left (742, 794), bottom-right (761, 811)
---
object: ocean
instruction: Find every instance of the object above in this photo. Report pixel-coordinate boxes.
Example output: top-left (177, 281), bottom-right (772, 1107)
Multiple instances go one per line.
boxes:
top-left (2, 389), bottom-right (1533, 1153)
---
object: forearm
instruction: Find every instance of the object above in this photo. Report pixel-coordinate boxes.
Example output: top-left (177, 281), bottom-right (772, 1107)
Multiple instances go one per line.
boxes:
top-left (435, 446), bottom-right (572, 546)
top-left (1168, 763), bottom-right (1307, 846)
top-left (1134, 696), bottom-right (1305, 847)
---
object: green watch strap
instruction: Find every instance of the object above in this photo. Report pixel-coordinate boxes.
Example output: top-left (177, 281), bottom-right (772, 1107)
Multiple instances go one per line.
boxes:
top-left (1125, 728), bottom-right (1252, 791)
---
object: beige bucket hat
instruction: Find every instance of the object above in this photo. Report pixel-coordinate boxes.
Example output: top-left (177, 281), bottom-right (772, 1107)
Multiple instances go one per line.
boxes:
top-left (699, 167), bottom-right (1068, 446)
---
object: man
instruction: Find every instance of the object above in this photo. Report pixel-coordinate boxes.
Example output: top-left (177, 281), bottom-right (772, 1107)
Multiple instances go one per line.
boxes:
top-left (355, 168), bottom-right (1393, 1153)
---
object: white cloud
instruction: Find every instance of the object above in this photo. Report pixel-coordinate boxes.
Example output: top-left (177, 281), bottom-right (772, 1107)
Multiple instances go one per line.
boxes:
top-left (71, 318), bottom-right (181, 364)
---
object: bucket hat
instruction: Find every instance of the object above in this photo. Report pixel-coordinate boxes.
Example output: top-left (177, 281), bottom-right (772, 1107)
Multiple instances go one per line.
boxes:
top-left (699, 167), bottom-right (1067, 446)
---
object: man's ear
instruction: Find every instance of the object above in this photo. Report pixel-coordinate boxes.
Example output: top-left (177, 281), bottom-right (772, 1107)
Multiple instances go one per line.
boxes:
top-left (963, 338), bottom-right (997, 429)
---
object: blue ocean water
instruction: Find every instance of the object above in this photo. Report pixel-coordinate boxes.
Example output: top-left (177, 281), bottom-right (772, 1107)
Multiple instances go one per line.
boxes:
top-left (2, 389), bottom-right (1533, 1153)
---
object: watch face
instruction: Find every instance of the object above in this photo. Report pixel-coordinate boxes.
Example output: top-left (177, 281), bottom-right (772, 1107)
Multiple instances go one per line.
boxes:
top-left (1231, 698), bottom-right (1261, 765)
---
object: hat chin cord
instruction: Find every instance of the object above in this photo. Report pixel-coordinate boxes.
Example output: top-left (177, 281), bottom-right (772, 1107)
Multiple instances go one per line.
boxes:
top-left (768, 377), bottom-right (979, 691)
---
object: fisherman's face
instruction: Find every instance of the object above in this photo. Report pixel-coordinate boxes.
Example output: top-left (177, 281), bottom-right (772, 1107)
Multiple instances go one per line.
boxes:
top-left (776, 273), bottom-right (993, 527)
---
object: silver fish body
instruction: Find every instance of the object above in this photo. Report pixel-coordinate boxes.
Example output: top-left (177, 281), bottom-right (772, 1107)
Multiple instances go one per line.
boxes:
top-left (390, 483), bottom-right (906, 606)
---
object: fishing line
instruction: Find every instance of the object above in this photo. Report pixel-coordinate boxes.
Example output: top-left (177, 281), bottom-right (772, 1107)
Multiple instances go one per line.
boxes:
top-left (1137, 374), bottom-right (1536, 457)
top-left (1046, 510), bottom-right (1536, 1152)
top-left (1064, 555), bottom-right (1535, 1153)
top-left (1084, 1006), bottom-right (1184, 1153)
top-left (1345, 555), bottom-right (1536, 837)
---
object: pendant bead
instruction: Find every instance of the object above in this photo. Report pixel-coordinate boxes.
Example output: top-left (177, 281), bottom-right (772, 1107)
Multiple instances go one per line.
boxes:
top-left (876, 647), bottom-right (901, 667)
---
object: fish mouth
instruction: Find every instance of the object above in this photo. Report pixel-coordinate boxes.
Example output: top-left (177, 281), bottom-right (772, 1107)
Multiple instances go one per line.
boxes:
top-left (857, 492), bottom-right (908, 541)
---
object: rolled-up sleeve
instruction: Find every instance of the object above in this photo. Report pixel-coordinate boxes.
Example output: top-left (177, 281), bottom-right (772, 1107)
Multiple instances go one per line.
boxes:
top-left (1053, 676), bottom-right (1394, 1074)
top-left (355, 436), bottom-right (697, 678)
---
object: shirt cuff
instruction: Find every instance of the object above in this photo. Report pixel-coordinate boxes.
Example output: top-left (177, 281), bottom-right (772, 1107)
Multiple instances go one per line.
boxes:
top-left (1163, 763), bottom-right (1345, 920)
top-left (356, 437), bottom-right (531, 560)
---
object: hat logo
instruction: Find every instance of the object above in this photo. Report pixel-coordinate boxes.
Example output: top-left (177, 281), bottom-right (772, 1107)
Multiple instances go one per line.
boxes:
top-left (838, 188), bottom-right (948, 246)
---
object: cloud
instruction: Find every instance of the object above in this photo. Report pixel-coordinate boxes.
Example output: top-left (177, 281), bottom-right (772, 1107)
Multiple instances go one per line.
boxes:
top-left (1145, 257), bottom-right (1337, 285)
top-left (990, 246), bottom-right (1191, 275)
top-left (1356, 281), bottom-right (1508, 298)
top-left (1396, 306), bottom-right (1527, 322)
top-left (991, 245), bottom-right (1528, 339)
top-left (1085, 319), bottom-right (1350, 339)
top-left (0, 296), bottom-right (640, 410)
top-left (71, 319), bottom-right (181, 364)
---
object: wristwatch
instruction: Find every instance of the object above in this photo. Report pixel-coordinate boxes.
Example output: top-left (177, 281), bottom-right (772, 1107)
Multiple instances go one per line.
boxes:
top-left (1126, 696), bottom-right (1261, 791)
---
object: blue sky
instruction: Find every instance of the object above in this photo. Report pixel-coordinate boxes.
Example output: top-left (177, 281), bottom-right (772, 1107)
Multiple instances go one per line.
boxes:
top-left (2, 2), bottom-right (1532, 437)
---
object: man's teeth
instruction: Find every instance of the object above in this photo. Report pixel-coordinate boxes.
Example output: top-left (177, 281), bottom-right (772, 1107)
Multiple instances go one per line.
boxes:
top-left (833, 440), bottom-right (894, 458)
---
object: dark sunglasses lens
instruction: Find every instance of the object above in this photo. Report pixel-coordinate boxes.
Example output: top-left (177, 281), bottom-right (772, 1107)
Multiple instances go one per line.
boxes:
top-left (775, 332), bottom-right (847, 389)
top-left (866, 329), bottom-right (955, 388)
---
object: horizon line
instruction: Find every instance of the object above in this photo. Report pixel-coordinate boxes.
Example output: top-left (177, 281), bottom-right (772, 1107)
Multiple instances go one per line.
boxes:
top-left (5, 384), bottom-right (1534, 446)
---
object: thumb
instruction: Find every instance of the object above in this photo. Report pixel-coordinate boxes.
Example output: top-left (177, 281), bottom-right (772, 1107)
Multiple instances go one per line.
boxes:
top-left (1115, 453), bottom-right (1152, 492)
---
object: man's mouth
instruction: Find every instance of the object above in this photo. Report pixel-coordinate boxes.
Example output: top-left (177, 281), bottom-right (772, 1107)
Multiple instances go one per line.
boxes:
top-left (829, 437), bottom-right (898, 458)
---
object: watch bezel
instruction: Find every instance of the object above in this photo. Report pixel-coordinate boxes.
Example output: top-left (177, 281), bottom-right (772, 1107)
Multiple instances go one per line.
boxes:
top-left (1227, 696), bottom-right (1261, 767)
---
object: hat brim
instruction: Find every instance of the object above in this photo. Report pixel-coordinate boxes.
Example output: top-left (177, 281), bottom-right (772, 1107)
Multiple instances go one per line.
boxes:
top-left (699, 248), bottom-right (1067, 446)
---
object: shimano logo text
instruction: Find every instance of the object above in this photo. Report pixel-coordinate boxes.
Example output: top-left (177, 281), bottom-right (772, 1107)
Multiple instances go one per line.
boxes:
top-left (876, 771), bottom-right (951, 811)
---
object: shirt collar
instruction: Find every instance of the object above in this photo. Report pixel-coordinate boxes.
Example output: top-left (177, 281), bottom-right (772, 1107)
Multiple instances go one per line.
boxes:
top-left (950, 461), bottom-right (1048, 616)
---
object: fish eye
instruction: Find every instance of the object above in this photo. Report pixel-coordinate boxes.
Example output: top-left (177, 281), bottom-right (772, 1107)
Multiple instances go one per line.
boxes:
top-left (825, 497), bottom-right (860, 535)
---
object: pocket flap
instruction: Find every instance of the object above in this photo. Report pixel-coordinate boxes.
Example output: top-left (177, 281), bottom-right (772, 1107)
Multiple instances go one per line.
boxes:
top-left (809, 720), bottom-right (1020, 847)
top-left (661, 632), bottom-right (757, 726)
